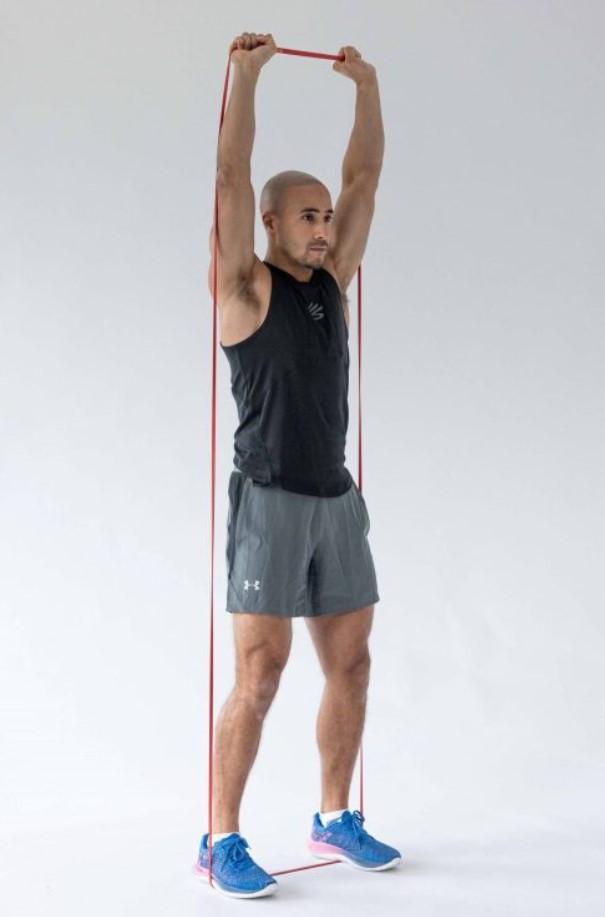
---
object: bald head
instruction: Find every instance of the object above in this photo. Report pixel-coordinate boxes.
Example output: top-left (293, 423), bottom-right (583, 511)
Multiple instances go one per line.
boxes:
top-left (260, 170), bottom-right (328, 215)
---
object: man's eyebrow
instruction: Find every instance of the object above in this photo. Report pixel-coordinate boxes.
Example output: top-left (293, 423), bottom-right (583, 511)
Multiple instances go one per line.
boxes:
top-left (299, 207), bottom-right (335, 214)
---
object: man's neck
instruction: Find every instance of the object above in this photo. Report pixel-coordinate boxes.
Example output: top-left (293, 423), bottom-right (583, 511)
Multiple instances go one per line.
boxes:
top-left (264, 252), bottom-right (314, 283)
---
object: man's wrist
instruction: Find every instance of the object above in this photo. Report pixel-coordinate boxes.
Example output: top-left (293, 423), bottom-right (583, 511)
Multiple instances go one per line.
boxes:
top-left (232, 58), bottom-right (263, 82)
top-left (354, 70), bottom-right (378, 89)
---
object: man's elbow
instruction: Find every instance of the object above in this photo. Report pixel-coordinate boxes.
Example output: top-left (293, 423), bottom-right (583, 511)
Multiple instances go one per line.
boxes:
top-left (216, 162), bottom-right (252, 187)
top-left (342, 168), bottom-right (382, 196)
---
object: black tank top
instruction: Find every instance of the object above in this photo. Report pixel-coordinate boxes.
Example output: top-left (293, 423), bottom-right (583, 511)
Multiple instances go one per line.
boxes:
top-left (220, 260), bottom-right (353, 496)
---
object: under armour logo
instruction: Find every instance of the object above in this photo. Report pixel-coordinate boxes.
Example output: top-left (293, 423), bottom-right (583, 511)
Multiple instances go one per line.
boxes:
top-left (243, 579), bottom-right (261, 591)
top-left (307, 301), bottom-right (324, 321)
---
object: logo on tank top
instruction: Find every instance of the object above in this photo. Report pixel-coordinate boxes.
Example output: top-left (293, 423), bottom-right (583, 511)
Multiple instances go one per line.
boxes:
top-left (306, 301), bottom-right (324, 321)
top-left (243, 579), bottom-right (261, 591)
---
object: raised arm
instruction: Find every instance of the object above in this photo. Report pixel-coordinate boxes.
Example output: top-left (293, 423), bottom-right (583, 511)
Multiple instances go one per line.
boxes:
top-left (324, 46), bottom-right (385, 292)
top-left (208, 32), bottom-right (276, 300)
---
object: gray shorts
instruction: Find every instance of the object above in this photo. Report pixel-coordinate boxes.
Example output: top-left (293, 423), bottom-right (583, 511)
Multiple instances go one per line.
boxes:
top-left (225, 470), bottom-right (380, 618)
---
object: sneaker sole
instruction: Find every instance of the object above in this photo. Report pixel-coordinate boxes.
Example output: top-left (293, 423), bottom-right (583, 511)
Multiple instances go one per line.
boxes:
top-left (307, 839), bottom-right (401, 871)
top-left (192, 863), bottom-right (278, 898)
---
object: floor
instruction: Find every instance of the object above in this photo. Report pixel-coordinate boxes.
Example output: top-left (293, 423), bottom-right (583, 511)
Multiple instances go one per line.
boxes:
top-left (3, 801), bottom-right (603, 916)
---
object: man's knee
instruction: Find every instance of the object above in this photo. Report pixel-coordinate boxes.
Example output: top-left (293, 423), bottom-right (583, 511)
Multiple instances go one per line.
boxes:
top-left (233, 613), bottom-right (292, 716)
top-left (327, 647), bottom-right (371, 690)
top-left (236, 648), bottom-right (289, 718)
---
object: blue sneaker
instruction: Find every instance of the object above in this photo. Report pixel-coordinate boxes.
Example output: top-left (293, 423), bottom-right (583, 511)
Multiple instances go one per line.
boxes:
top-left (193, 832), bottom-right (278, 898)
top-left (307, 809), bottom-right (402, 871)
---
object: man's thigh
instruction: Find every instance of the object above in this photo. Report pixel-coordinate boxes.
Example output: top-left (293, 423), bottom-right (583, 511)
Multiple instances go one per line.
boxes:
top-left (304, 604), bottom-right (374, 677)
top-left (233, 612), bottom-right (293, 674)
top-left (225, 472), bottom-right (315, 617)
top-left (308, 481), bottom-right (380, 616)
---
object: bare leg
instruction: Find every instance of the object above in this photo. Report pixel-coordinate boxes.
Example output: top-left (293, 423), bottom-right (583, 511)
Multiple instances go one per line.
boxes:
top-left (305, 605), bottom-right (374, 812)
top-left (212, 612), bottom-right (292, 833)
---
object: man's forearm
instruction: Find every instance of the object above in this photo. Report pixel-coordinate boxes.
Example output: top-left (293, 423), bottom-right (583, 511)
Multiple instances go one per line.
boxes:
top-left (217, 64), bottom-right (260, 178)
top-left (342, 77), bottom-right (385, 186)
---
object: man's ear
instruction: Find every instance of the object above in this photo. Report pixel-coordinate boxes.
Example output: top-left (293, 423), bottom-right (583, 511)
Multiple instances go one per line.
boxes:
top-left (262, 212), bottom-right (276, 233)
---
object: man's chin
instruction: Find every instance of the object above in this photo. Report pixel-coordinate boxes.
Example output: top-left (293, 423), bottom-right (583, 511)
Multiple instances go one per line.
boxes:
top-left (305, 249), bottom-right (327, 266)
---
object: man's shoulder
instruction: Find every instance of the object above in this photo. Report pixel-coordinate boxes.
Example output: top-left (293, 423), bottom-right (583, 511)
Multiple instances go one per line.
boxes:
top-left (321, 257), bottom-right (350, 306)
top-left (321, 256), bottom-right (346, 294)
top-left (320, 258), bottom-right (350, 331)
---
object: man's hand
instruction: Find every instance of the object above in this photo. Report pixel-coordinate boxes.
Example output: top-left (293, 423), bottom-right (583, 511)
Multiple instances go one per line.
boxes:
top-left (229, 32), bottom-right (277, 72)
top-left (333, 45), bottom-right (376, 85)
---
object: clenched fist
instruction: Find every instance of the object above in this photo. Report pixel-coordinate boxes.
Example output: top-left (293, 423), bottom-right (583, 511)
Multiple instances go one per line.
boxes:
top-left (229, 32), bottom-right (277, 71)
top-left (333, 45), bottom-right (376, 85)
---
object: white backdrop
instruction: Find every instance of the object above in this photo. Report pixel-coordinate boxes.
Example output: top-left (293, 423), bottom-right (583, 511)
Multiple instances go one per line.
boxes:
top-left (2, 1), bottom-right (604, 914)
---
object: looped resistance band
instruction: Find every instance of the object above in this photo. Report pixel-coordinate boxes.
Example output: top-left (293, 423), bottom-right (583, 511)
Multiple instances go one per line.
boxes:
top-left (207, 45), bottom-right (365, 884)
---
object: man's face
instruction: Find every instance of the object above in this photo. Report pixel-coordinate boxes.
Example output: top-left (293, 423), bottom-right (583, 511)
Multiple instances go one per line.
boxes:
top-left (266, 183), bottom-right (334, 269)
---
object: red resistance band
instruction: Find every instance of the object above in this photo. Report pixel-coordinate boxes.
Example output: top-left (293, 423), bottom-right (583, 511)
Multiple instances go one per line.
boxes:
top-left (207, 45), bottom-right (364, 885)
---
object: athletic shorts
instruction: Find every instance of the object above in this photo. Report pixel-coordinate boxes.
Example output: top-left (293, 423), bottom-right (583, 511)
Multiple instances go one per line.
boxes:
top-left (225, 469), bottom-right (380, 618)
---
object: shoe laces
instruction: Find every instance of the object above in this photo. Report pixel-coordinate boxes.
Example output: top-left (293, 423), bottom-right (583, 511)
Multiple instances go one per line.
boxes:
top-left (223, 835), bottom-right (254, 871)
top-left (349, 809), bottom-right (376, 847)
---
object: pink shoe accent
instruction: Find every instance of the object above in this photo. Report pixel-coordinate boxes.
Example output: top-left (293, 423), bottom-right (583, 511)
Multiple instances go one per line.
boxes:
top-left (192, 862), bottom-right (210, 878)
top-left (307, 839), bottom-right (344, 857)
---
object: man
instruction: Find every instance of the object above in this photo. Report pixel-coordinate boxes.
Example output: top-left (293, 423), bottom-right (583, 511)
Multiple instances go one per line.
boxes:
top-left (195, 32), bottom-right (400, 898)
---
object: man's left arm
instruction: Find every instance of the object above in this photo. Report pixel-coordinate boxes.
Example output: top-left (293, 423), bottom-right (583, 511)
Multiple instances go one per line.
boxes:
top-left (325, 46), bottom-right (385, 292)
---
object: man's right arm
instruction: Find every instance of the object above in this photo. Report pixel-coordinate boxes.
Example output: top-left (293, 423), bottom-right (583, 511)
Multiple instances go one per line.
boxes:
top-left (209, 33), bottom-right (276, 301)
